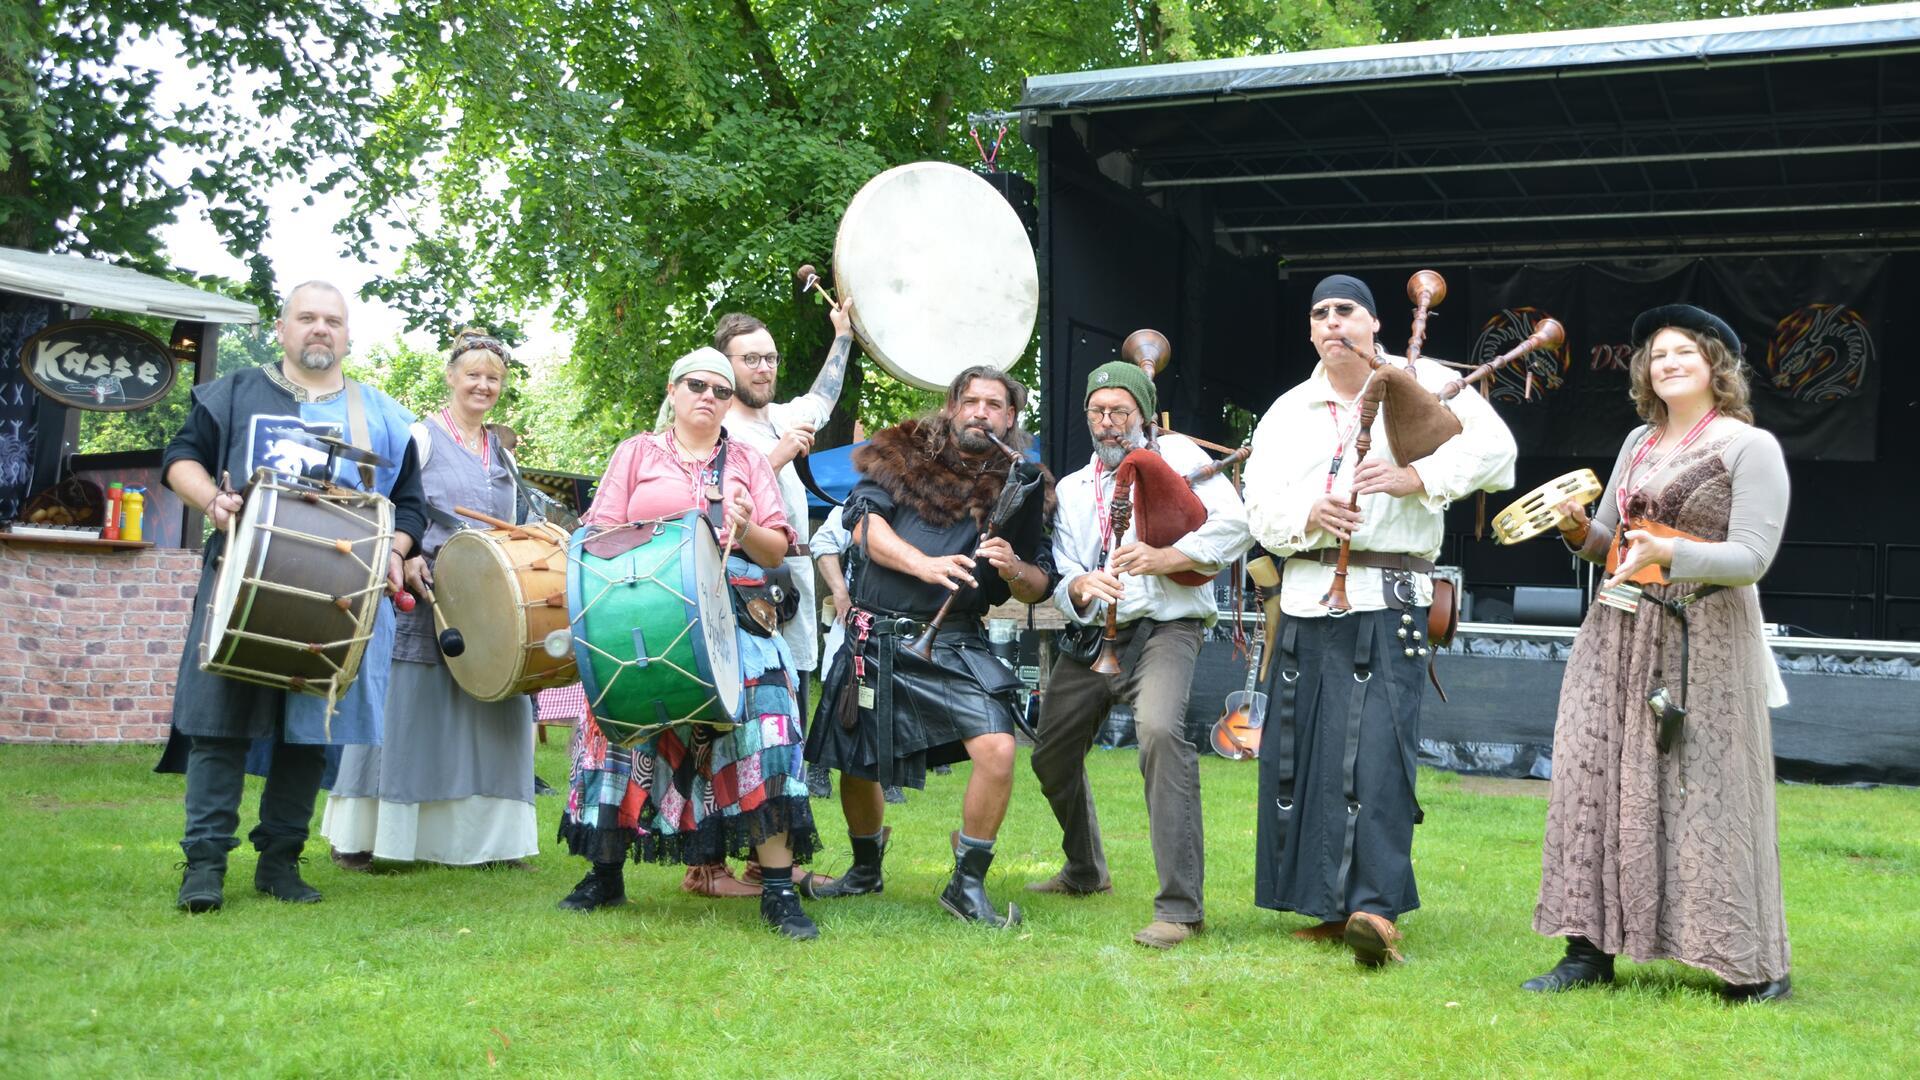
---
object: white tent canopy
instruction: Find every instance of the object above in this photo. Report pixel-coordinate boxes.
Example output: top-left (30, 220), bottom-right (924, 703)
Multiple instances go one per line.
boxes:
top-left (0, 247), bottom-right (258, 324)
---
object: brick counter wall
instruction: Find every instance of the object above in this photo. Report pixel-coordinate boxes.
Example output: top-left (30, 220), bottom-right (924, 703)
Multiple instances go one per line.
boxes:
top-left (1, 544), bottom-right (202, 743)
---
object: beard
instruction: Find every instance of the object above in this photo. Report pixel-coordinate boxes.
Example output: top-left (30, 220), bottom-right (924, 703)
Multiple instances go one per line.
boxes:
top-left (1092, 422), bottom-right (1146, 470)
top-left (296, 346), bottom-right (339, 371)
top-left (953, 420), bottom-right (1000, 454)
top-left (733, 383), bottom-right (773, 409)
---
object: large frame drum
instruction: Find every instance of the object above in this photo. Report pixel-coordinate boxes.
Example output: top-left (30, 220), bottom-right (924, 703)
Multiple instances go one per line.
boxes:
top-left (566, 511), bottom-right (740, 747)
top-left (834, 161), bottom-right (1038, 390)
top-left (200, 467), bottom-right (393, 709)
top-left (432, 521), bottom-right (577, 701)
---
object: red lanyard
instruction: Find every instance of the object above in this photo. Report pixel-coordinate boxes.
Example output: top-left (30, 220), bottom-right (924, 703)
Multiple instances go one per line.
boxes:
top-left (1617, 410), bottom-right (1717, 523)
top-left (1323, 397), bottom-right (1367, 494)
top-left (1092, 459), bottom-right (1117, 553)
top-left (441, 409), bottom-right (489, 461)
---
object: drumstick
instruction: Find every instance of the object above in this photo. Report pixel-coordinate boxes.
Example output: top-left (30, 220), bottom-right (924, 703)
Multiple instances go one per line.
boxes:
top-left (454, 505), bottom-right (518, 531)
top-left (793, 264), bottom-right (840, 307)
top-left (407, 578), bottom-right (465, 656)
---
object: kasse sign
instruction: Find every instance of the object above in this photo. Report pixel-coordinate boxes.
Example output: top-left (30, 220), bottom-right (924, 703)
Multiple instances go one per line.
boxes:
top-left (18, 319), bottom-right (178, 411)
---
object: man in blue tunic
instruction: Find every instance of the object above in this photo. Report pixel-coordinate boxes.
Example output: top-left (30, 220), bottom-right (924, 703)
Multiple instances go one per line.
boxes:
top-left (161, 281), bottom-right (426, 912)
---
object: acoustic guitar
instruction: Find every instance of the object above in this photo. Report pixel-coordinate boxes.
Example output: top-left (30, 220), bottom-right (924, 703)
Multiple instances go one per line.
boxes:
top-left (1209, 635), bottom-right (1266, 761)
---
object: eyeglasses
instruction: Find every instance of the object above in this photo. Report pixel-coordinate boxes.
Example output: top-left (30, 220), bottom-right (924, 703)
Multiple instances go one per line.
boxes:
top-left (1310, 302), bottom-right (1360, 321)
top-left (1085, 406), bottom-right (1137, 424)
top-left (680, 376), bottom-right (735, 401)
top-left (730, 352), bottom-right (779, 369)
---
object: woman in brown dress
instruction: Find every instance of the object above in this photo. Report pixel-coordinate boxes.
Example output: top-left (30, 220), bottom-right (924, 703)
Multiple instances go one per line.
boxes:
top-left (1527, 304), bottom-right (1792, 1003)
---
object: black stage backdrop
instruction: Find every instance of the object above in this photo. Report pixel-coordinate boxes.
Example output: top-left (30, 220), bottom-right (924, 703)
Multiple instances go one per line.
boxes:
top-left (1470, 255), bottom-right (1883, 461)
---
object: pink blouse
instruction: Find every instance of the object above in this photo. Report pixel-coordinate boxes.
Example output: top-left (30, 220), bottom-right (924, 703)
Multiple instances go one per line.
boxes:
top-left (583, 431), bottom-right (796, 549)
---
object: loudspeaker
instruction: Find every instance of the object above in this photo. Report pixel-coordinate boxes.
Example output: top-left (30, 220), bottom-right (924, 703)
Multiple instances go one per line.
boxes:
top-left (978, 169), bottom-right (1037, 247)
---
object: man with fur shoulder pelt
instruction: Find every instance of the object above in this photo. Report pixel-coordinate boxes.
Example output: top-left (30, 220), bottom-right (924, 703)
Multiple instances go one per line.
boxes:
top-left (806, 366), bottom-right (1055, 928)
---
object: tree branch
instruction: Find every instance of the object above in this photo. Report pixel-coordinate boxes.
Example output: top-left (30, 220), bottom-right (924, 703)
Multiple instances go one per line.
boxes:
top-left (730, 0), bottom-right (798, 112)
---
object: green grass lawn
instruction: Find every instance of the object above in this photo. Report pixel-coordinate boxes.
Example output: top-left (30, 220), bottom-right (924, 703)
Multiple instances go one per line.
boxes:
top-left (2, 742), bottom-right (1917, 1078)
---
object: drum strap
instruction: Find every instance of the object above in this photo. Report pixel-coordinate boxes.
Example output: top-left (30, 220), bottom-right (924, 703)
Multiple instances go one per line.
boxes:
top-left (703, 432), bottom-right (731, 533)
top-left (493, 440), bottom-right (579, 531)
top-left (343, 381), bottom-right (377, 490)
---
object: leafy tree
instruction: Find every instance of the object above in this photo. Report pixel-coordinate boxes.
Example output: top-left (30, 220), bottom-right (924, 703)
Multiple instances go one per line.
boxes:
top-left (343, 1), bottom-right (1179, 448)
top-left (341, 0), bottom-right (1859, 449)
top-left (1, 1), bottom-right (381, 298)
top-left (76, 321), bottom-right (279, 454)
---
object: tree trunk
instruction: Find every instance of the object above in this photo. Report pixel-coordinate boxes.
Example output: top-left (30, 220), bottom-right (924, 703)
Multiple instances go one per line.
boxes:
top-left (730, 0), bottom-right (798, 112)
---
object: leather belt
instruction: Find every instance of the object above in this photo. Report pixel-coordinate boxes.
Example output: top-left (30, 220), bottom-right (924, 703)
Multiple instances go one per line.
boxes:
top-left (865, 613), bottom-right (982, 641)
top-left (1286, 548), bottom-right (1434, 574)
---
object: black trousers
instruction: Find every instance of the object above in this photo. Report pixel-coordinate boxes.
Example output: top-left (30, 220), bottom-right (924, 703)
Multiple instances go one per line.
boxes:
top-left (181, 726), bottom-right (327, 855)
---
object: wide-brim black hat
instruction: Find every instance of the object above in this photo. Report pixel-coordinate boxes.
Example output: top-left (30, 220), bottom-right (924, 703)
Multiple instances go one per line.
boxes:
top-left (1631, 304), bottom-right (1743, 357)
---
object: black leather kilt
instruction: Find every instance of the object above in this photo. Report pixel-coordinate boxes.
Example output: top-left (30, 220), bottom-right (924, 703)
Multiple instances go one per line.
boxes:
top-left (809, 611), bottom-right (1023, 790)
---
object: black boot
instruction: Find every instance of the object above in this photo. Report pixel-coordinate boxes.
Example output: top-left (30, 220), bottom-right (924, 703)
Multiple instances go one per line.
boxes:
top-left (557, 861), bottom-right (627, 911)
top-left (760, 882), bottom-right (820, 941)
top-left (801, 827), bottom-right (888, 899)
top-left (253, 837), bottom-right (322, 903)
top-left (176, 840), bottom-right (228, 913)
top-left (1722, 975), bottom-right (1792, 1004)
top-left (939, 843), bottom-right (1022, 929)
top-left (1521, 936), bottom-right (1615, 992)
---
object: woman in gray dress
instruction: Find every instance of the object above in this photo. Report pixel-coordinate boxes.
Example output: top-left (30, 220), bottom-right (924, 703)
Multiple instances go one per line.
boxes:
top-left (321, 329), bottom-right (539, 868)
top-left (1527, 304), bottom-right (1792, 1003)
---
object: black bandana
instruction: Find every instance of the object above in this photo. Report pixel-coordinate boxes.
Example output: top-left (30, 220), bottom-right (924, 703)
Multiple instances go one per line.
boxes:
top-left (1309, 274), bottom-right (1377, 318)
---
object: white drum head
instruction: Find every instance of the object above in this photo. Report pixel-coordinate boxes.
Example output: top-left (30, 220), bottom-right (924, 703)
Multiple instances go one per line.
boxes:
top-left (690, 519), bottom-right (743, 720)
top-left (434, 530), bottom-right (523, 702)
top-left (204, 481), bottom-right (277, 665)
top-left (835, 161), bottom-right (1039, 391)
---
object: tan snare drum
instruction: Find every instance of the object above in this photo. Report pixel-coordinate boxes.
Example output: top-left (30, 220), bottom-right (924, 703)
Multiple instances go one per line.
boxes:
top-left (201, 468), bottom-right (394, 712)
top-left (431, 521), bottom-right (577, 701)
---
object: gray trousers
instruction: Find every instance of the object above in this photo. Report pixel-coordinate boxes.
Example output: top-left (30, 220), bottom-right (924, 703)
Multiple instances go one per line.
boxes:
top-left (182, 731), bottom-right (327, 856)
top-left (1030, 619), bottom-right (1205, 923)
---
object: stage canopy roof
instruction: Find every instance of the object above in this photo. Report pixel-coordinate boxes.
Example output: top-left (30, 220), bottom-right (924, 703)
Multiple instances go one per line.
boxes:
top-left (1018, 4), bottom-right (1920, 269)
top-left (0, 247), bottom-right (259, 324)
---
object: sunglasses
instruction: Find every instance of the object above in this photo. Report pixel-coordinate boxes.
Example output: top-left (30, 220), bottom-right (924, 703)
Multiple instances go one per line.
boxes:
top-left (680, 376), bottom-right (735, 401)
top-left (1310, 302), bottom-right (1360, 321)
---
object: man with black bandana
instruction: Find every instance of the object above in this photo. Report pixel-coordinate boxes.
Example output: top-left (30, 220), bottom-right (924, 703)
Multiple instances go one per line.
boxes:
top-left (805, 365), bottom-right (1055, 928)
top-left (1242, 274), bottom-right (1516, 965)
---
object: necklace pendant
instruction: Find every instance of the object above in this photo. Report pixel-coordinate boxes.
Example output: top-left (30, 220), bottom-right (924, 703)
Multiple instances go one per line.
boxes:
top-left (704, 483), bottom-right (723, 503)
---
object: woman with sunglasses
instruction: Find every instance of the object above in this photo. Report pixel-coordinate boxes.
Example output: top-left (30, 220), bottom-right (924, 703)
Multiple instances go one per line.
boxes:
top-left (322, 328), bottom-right (539, 872)
top-left (554, 347), bottom-right (822, 939)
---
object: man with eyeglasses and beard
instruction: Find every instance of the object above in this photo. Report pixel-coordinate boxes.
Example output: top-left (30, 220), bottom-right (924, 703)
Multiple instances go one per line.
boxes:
top-left (1242, 274), bottom-right (1515, 966)
top-left (805, 366), bottom-right (1055, 928)
top-left (670, 299), bottom-right (856, 901)
top-left (158, 281), bottom-right (426, 914)
top-left (1028, 361), bottom-right (1249, 949)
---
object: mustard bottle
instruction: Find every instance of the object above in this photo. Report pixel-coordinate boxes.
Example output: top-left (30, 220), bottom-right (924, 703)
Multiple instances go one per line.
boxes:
top-left (122, 487), bottom-right (146, 543)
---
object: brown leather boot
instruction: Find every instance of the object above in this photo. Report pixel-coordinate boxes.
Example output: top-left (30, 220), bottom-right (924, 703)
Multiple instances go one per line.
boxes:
top-left (681, 862), bottom-right (759, 898)
top-left (1344, 911), bottom-right (1404, 966)
top-left (1291, 919), bottom-right (1348, 942)
top-left (1133, 919), bottom-right (1203, 950)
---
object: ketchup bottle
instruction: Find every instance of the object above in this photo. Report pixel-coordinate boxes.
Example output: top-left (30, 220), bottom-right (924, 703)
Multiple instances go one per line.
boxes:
top-left (103, 483), bottom-right (123, 540)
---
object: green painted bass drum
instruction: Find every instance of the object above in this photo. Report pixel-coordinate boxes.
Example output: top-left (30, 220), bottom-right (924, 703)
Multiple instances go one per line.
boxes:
top-left (566, 511), bottom-right (741, 746)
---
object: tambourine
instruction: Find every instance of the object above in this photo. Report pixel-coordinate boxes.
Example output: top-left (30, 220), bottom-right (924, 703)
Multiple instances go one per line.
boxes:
top-left (1491, 468), bottom-right (1603, 545)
